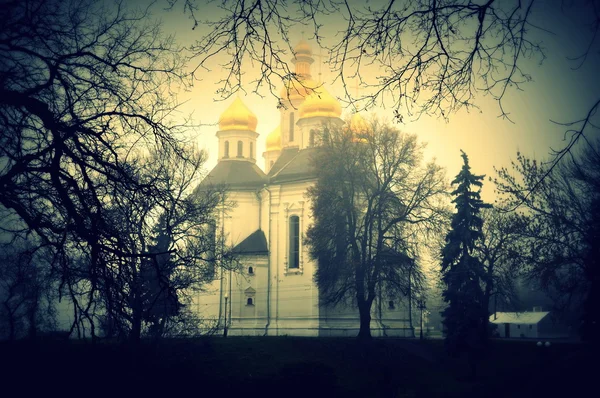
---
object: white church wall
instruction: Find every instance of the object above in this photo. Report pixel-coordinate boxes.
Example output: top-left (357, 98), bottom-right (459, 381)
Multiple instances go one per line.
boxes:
top-left (266, 181), bottom-right (320, 335)
top-left (224, 191), bottom-right (261, 247)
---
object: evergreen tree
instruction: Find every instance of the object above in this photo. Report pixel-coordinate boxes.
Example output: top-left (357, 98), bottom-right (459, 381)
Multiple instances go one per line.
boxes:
top-left (441, 151), bottom-right (491, 374)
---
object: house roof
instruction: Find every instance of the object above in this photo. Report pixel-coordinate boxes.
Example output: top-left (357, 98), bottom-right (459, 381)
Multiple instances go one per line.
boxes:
top-left (232, 229), bottom-right (268, 255)
top-left (490, 312), bottom-right (550, 325)
top-left (199, 161), bottom-right (267, 190)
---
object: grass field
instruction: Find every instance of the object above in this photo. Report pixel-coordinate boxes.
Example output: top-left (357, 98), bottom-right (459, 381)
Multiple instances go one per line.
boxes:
top-left (1, 337), bottom-right (594, 397)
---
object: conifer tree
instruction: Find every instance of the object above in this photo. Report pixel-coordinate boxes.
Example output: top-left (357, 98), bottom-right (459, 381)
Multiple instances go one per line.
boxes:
top-left (441, 151), bottom-right (491, 374)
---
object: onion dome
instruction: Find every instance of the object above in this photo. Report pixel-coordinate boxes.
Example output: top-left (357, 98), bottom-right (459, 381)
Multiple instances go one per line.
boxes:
top-left (218, 97), bottom-right (258, 131)
top-left (298, 87), bottom-right (342, 119)
top-left (266, 126), bottom-right (281, 151)
top-left (294, 39), bottom-right (312, 57)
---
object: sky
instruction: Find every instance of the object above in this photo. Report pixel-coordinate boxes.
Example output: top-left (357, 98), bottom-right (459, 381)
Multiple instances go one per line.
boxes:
top-left (135, 0), bottom-right (599, 204)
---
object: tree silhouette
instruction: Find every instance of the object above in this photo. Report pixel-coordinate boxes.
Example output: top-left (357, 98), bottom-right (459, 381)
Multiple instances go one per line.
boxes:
top-left (0, 238), bottom-right (57, 340)
top-left (306, 118), bottom-right (447, 339)
top-left (0, 0), bottom-right (226, 341)
top-left (441, 150), bottom-right (491, 376)
top-left (189, 0), bottom-right (598, 193)
top-left (495, 139), bottom-right (600, 341)
top-left (478, 207), bottom-right (528, 316)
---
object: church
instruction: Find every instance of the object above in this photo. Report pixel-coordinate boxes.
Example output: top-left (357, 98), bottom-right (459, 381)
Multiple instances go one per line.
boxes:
top-left (193, 40), bottom-right (414, 337)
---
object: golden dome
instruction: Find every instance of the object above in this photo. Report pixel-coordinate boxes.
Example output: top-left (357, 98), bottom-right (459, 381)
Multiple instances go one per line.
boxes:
top-left (279, 78), bottom-right (319, 103)
top-left (348, 113), bottom-right (370, 143)
top-left (298, 87), bottom-right (342, 119)
top-left (218, 97), bottom-right (258, 131)
top-left (294, 39), bottom-right (312, 56)
top-left (266, 126), bottom-right (281, 151)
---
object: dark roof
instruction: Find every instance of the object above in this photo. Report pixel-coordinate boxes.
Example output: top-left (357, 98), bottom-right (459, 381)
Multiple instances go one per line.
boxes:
top-left (268, 147), bottom-right (299, 177)
top-left (199, 160), bottom-right (267, 190)
top-left (269, 147), bottom-right (322, 183)
top-left (232, 229), bottom-right (268, 255)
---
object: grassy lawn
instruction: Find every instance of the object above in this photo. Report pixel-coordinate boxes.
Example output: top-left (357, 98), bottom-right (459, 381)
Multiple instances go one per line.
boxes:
top-left (1, 337), bottom-right (593, 397)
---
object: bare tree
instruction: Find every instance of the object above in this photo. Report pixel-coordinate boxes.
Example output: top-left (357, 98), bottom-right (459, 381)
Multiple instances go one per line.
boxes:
top-left (477, 207), bottom-right (527, 317)
top-left (0, 238), bottom-right (57, 340)
top-left (494, 139), bottom-right (600, 340)
top-left (305, 117), bottom-right (448, 338)
top-left (188, 0), bottom-right (598, 190)
top-left (0, 0), bottom-right (232, 341)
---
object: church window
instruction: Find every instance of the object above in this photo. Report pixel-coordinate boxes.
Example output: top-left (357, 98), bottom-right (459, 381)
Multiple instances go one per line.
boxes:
top-left (224, 141), bottom-right (229, 158)
top-left (237, 140), bottom-right (243, 157)
top-left (388, 300), bottom-right (395, 310)
top-left (289, 215), bottom-right (300, 269)
top-left (309, 130), bottom-right (315, 147)
top-left (250, 142), bottom-right (254, 159)
top-left (247, 297), bottom-right (254, 306)
top-left (289, 113), bottom-right (295, 142)
top-left (248, 266), bottom-right (254, 275)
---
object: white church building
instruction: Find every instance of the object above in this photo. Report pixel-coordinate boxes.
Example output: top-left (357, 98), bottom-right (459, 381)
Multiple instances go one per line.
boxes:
top-left (193, 40), bottom-right (414, 337)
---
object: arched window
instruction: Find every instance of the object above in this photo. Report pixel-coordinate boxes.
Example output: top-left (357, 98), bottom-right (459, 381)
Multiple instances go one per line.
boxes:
top-left (248, 266), bottom-right (254, 275)
top-left (309, 130), bottom-right (315, 147)
top-left (237, 140), bottom-right (243, 157)
top-left (246, 297), bottom-right (254, 306)
top-left (289, 113), bottom-right (295, 142)
top-left (224, 141), bottom-right (229, 158)
top-left (289, 215), bottom-right (300, 269)
top-left (388, 300), bottom-right (395, 310)
top-left (250, 142), bottom-right (254, 159)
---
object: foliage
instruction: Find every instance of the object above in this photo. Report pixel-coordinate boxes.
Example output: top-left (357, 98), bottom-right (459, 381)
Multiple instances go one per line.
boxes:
top-left (306, 117), bottom-right (448, 338)
top-left (441, 150), bottom-right (491, 365)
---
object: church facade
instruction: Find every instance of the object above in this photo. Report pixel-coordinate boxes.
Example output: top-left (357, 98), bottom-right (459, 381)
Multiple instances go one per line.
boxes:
top-left (194, 41), bottom-right (414, 337)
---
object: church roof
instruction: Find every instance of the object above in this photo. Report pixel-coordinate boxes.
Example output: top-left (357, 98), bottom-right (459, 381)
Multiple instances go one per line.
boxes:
top-left (268, 147), bottom-right (321, 183)
top-left (233, 229), bottom-right (268, 255)
top-left (199, 161), bottom-right (267, 190)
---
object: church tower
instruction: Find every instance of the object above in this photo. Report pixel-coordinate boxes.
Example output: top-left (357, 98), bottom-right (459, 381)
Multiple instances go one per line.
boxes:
top-left (216, 97), bottom-right (259, 163)
top-left (297, 86), bottom-right (343, 147)
top-left (279, 40), bottom-right (318, 149)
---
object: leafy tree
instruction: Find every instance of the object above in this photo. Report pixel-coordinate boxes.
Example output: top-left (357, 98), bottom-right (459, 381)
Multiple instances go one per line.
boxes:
top-left (495, 139), bottom-right (600, 341)
top-left (306, 118), bottom-right (447, 339)
top-left (441, 150), bottom-right (491, 374)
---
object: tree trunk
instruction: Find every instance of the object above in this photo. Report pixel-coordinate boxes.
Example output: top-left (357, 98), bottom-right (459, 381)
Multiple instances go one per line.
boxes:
top-left (357, 300), bottom-right (372, 339)
top-left (27, 287), bottom-right (40, 340)
top-left (4, 303), bottom-right (16, 341)
top-left (130, 309), bottom-right (142, 344)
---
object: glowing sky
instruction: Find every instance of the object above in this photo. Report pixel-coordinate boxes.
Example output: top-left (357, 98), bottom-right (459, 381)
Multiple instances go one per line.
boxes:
top-left (136, 0), bottom-right (599, 203)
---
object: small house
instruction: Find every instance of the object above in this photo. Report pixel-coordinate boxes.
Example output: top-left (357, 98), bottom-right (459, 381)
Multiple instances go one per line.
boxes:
top-left (490, 311), bottom-right (552, 338)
